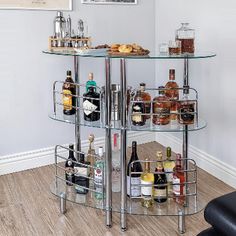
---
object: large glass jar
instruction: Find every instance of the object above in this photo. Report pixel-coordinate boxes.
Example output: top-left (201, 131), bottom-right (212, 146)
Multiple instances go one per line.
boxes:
top-left (176, 23), bottom-right (195, 54)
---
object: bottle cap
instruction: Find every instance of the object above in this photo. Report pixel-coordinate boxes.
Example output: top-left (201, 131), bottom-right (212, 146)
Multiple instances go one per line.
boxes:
top-left (67, 70), bottom-right (72, 76)
top-left (176, 153), bottom-right (182, 160)
top-left (132, 141), bottom-right (137, 149)
top-left (79, 153), bottom-right (85, 162)
top-left (156, 151), bottom-right (163, 160)
top-left (88, 73), bottom-right (94, 81)
top-left (166, 147), bottom-right (171, 158)
top-left (57, 11), bottom-right (63, 17)
top-left (69, 144), bottom-right (74, 150)
top-left (98, 147), bottom-right (103, 157)
top-left (144, 158), bottom-right (150, 170)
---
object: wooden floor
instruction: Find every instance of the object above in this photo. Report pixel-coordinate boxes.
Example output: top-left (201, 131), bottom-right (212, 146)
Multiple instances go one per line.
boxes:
top-left (0, 142), bottom-right (234, 236)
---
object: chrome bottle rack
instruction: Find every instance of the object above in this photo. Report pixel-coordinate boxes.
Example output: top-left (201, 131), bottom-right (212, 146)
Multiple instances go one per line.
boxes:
top-left (43, 51), bottom-right (216, 234)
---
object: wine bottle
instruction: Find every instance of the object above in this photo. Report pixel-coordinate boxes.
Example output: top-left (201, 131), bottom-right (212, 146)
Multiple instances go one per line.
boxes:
top-left (163, 147), bottom-right (175, 195)
top-left (83, 86), bottom-right (100, 122)
top-left (94, 147), bottom-right (104, 200)
top-left (127, 141), bottom-right (143, 197)
top-left (86, 73), bottom-right (97, 92)
top-left (173, 154), bottom-right (185, 205)
top-left (154, 151), bottom-right (167, 203)
top-left (141, 158), bottom-right (154, 208)
top-left (65, 144), bottom-right (76, 186)
top-left (62, 70), bottom-right (76, 115)
top-left (74, 153), bottom-right (89, 194)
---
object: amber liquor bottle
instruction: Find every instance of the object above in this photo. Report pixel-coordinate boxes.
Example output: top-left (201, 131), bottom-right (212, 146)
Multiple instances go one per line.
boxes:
top-left (165, 69), bottom-right (179, 120)
top-left (152, 86), bottom-right (171, 125)
top-left (62, 70), bottom-right (76, 115)
top-left (131, 90), bottom-right (146, 126)
top-left (139, 83), bottom-right (151, 120)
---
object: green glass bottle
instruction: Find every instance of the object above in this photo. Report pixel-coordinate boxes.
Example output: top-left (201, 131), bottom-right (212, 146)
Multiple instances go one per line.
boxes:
top-left (86, 73), bottom-right (97, 92)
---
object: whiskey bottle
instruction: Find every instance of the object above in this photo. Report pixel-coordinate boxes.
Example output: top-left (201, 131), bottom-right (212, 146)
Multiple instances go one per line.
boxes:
top-left (87, 134), bottom-right (95, 177)
top-left (131, 90), bottom-right (145, 126)
top-left (152, 86), bottom-right (171, 125)
top-left (94, 147), bottom-right (104, 200)
top-left (74, 153), bottom-right (89, 194)
top-left (178, 87), bottom-right (195, 125)
top-left (62, 70), bottom-right (76, 115)
top-left (65, 144), bottom-right (77, 186)
top-left (141, 158), bottom-right (154, 208)
top-left (83, 86), bottom-right (100, 122)
top-left (139, 83), bottom-right (151, 120)
top-left (154, 151), bottom-right (167, 203)
top-left (165, 69), bottom-right (179, 120)
top-left (86, 73), bottom-right (97, 92)
top-left (127, 141), bottom-right (143, 197)
top-left (163, 147), bottom-right (175, 195)
top-left (112, 133), bottom-right (121, 193)
top-left (173, 154), bottom-right (185, 205)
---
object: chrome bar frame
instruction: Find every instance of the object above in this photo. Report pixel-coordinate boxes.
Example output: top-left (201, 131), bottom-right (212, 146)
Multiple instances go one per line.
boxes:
top-left (120, 58), bottom-right (127, 231)
top-left (178, 209), bottom-right (186, 234)
top-left (74, 56), bottom-right (81, 158)
top-left (105, 57), bottom-right (112, 227)
top-left (60, 192), bottom-right (67, 214)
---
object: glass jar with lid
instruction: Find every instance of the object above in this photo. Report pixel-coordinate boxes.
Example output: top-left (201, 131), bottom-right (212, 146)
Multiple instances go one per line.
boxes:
top-left (176, 23), bottom-right (195, 54)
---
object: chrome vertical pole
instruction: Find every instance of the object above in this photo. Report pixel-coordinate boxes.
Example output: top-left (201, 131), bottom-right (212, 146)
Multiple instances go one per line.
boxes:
top-left (120, 58), bottom-right (127, 231)
top-left (74, 56), bottom-right (81, 157)
top-left (178, 209), bottom-right (186, 234)
top-left (105, 57), bottom-right (112, 227)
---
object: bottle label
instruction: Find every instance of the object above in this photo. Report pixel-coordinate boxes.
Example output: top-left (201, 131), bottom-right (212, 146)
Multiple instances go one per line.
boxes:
top-left (141, 180), bottom-right (153, 196)
top-left (154, 188), bottom-right (167, 198)
top-left (63, 89), bottom-right (72, 111)
top-left (127, 176), bottom-right (141, 197)
top-left (173, 177), bottom-right (180, 195)
top-left (74, 166), bottom-right (88, 177)
top-left (179, 103), bottom-right (194, 123)
top-left (154, 107), bottom-right (170, 119)
top-left (83, 100), bottom-right (98, 116)
top-left (94, 162), bottom-right (104, 185)
top-left (132, 105), bottom-right (143, 123)
top-left (177, 31), bottom-right (194, 39)
top-left (164, 167), bottom-right (174, 182)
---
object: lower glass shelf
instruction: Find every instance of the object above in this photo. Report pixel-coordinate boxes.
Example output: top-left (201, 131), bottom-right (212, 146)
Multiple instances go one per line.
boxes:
top-left (51, 178), bottom-right (206, 216)
top-left (49, 112), bottom-right (207, 132)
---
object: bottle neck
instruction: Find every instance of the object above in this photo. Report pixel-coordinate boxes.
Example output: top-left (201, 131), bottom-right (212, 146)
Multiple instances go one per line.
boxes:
top-left (113, 134), bottom-right (119, 151)
top-left (144, 162), bottom-right (150, 173)
top-left (131, 143), bottom-right (137, 160)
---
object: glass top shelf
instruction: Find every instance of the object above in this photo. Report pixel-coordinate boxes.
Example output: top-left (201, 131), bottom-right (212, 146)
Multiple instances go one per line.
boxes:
top-left (43, 50), bottom-right (216, 60)
top-left (49, 112), bottom-right (207, 132)
top-left (51, 178), bottom-right (206, 216)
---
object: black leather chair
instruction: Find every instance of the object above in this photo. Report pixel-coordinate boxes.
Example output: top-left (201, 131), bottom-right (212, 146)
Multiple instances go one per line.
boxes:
top-left (198, 191), bottom-right (236, 236)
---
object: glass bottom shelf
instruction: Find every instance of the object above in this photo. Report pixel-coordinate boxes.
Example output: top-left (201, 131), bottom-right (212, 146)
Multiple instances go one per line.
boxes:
top-left (49, 112), bottom-right (207, 132)
top-left (51, 179), bottom-right (206, 216)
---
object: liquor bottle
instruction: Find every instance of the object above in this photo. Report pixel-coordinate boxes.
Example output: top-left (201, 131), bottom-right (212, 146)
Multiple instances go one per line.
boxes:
top-left (94, 147), bottom-right (104, 200)
top-left (178, 87), bottom-right (195, 125)
top-left (112, 133), bottom-right (121, 192)
top-left (65, 144), bottom-right (77, 186)
top-left (141, 158), bottom-right (154, 208)
top-left (152, 86), bottom-right (171, 125)
top-left (131, 90), bottom-right (145, 126)
top-left (139, 83), bottom-right (151, 120)
top-left (176, 23), bottom-right (195, 54)
top-left (127, 141), bottom-right (143, 197)
top-left (163, 147), bottom-right (175, 195)
top-left (86, 73), bottom-right (97, 92)
top-left (62, 70), bottom-right (76, 115)
top-left (165, 69), bottom-right (179, 121)
top-left (154, 151), bottom-right (167, 203)
top-left (173, 154), bottom-right (185, 205)
top-left (83, 86), bottom-right (100, 122)
top-left (87, 134), bottom-right (95, 177)
top-left (74, 153), bottom-right (89, 194)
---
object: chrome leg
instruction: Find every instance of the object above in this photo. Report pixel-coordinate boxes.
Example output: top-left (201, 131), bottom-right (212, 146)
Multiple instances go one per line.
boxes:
top-left (120, 58), bottom-right (127, 231)
top-left (60, 192), bottom-right (67, 214)
top-left (74, 56), bottom-right (81, 157)
top-left (178, 209), bottom-right (186, 234)
top-left (105, 58), bottom-right (112, 227)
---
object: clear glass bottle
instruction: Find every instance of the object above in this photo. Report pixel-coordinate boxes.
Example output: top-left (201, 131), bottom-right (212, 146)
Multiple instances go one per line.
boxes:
top-left (139, 83), bottom-right (151, 120)
top-left (141, 158), bottom-right (154, 208)
top-left (152, 86), bottom-right (171, 125)
top-left (165, 69), bottom-right (179, 121)
top-left (163, 147), bottom-right (175, 195)
top-left (112, 133), bottom-right (121, 193)
top-left (176, 23), bottom-right (195, 54)
top-left (154, 151), bottom-right (167, 203)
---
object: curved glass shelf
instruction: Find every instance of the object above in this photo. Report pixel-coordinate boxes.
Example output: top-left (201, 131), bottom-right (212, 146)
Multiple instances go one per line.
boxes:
top-left (49, 113), bottom-right (207, 132)
top-left (43, 50), bottom-right (216, 60)
top-left (51, 179), bottom-right (206, 216)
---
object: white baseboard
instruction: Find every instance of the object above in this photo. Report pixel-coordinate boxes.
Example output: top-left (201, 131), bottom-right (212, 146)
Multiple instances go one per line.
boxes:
top-left (155, 133), bottom-right (236, 189)
top-left (0, 131), bottom-right (155, 176)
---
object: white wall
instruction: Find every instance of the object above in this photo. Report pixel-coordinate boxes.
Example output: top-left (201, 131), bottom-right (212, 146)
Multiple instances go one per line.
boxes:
top-left (155, 1), bottom-right (236, 179)
top-left (0, 0), bottom-right (156, 156)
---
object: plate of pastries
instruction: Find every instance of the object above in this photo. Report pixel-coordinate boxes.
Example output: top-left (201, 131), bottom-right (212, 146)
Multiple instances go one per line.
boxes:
top-left (109, 43), bottom-right (150, 56)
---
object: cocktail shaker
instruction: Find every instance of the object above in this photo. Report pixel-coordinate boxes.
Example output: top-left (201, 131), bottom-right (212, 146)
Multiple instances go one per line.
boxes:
top-left (54, 11), bottom-right (66, 47)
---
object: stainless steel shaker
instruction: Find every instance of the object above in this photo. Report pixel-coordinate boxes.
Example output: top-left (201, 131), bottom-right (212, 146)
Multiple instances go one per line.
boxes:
top-left (54, 11), bottom-right (66, 47)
